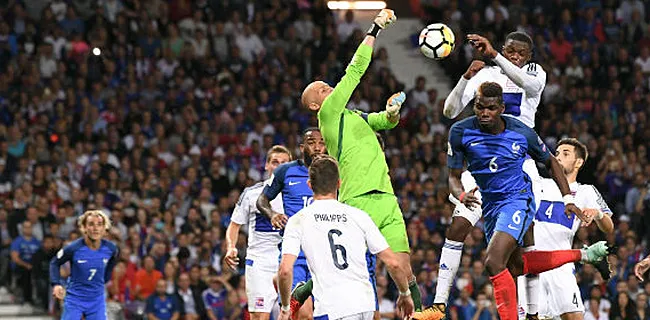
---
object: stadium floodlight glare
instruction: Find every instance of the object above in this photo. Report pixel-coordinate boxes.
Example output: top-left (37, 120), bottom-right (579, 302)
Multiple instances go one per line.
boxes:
top-left (327, 1), bottom-right (387, 10)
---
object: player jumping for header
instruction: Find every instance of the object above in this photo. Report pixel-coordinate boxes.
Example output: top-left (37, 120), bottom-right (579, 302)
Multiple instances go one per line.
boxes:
top-left (50, 210), bottom-right (119, 320)
top-left (413, 82), bottom-right (611, 320)
top-left (432, 31), bottom-right (548, 320)
top-left (298, 8), bottom-right (424, 318)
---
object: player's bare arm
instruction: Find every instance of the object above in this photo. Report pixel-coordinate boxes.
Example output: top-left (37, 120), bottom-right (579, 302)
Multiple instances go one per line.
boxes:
top-left (443, 61), bottom-right (485, 119)
top-left (449, 168), bottom-right (481, 209)
top-left (545, 156), bottom-right (585, 221)
top-left (224, 222), bottom-right (242, 270)
top-left (581, 208), bottom-right (614, 232)
top-left (277, 254), bottom-right (298, 320)
top-left (592, 209), bottom-right (614, 232)
top-left (377, 249), bottom-right (415, 318)
top-left (256, 194), bottom-right (287, 229)
top-left (635, 256), bottom-right (650, 282)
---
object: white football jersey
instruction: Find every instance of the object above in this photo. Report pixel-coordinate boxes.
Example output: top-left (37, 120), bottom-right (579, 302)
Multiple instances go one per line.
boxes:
top-left (533, 179), bottom-right (612, 252)
top-left (282, 199), bottom-right (389, 319)
top-left (231, 179), bottom-right (284, 263)
top-left (461, 62), bottom-right (546, 128)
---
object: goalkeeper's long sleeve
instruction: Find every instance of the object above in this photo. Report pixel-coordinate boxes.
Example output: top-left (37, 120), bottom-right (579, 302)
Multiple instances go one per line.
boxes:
top-left (443, 76), bottom-right (469, 119)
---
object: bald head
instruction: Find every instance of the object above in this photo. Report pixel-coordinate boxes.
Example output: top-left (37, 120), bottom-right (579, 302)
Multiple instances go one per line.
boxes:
top-left (301, 81), bottom-right (334, 112)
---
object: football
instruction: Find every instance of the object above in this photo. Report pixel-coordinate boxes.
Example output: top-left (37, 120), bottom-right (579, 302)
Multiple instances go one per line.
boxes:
top-left (419, 23), bottom-right (455, 60)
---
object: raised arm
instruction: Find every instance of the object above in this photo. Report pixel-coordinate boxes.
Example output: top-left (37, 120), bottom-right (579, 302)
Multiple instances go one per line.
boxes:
top-left (443, 61), bottom-right (485, 119)
top-left (466, 34), bottom-right (546, 97)
top-left (492, 54), bottom-right (546, 97)
top-left (319, 39), bottom-right (375, 120)
top-left (319, 10), bottom-right (396, 120)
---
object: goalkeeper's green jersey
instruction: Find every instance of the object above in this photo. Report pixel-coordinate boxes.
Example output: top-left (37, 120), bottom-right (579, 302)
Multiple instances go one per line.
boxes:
top-left (317, 44), bottom-right (398, 203)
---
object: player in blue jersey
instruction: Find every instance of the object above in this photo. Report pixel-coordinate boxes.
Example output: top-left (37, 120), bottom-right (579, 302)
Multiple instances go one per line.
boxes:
top-left (256, 128), bottom-right (326, 320)
top-left (414, 82), bottom-right (610, 320)
top-left (50, 210), bottom-right (119, 320)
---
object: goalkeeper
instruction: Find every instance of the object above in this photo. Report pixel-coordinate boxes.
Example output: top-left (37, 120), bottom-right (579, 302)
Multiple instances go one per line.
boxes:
top-left (295, 8), bottom-right (423, 317)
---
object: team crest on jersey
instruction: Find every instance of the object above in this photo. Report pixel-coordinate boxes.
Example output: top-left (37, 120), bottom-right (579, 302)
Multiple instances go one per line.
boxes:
top-left (255, 297), bottom-right (264, 308)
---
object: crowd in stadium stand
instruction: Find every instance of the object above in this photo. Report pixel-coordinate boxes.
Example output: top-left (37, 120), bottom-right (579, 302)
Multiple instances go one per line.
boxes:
top-left (0, 0), bottom-right (648, 319)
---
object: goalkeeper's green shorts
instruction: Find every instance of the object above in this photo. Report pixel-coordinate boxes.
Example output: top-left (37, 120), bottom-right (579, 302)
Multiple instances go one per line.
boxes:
top-left (344, 191), bottom-right (410, 253)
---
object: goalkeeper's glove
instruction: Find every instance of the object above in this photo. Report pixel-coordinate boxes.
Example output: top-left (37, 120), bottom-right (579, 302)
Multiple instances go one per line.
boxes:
top-left (386, 91), bottom-right (406, 117)
top-left (374, 9), bottom-right (397, 29)
top-left (368, 9), bottom-right (396, 37)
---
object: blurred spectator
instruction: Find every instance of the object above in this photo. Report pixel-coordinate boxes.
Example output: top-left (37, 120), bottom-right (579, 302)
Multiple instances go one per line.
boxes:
top-left (134, 255), bottom-right (163, 301)
top-left (337, 10), bottom-right (360, 43)
top-left (10, 220), bottom-right (40, 305)
top-left (145, 279), bottom-right (181, 320)
top-left (175, 272), bottom-right (206, 320)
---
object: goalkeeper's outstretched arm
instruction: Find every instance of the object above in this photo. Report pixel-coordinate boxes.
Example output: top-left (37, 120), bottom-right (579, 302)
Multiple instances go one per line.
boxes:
top-left (315, 9), bottom-right (397, 120)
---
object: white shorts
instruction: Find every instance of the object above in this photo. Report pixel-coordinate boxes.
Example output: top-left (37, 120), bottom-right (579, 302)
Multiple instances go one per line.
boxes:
top-left (245, 259), bottom-right (279, 313)
top-left (452, 158), bottom-right (542, 226)
top-left (527, 264), bottom-right (583, 318)
top-left (315, 311), bottom-right (375, 320)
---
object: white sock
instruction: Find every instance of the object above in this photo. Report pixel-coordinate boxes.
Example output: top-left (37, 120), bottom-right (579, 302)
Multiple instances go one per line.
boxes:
top-left (434, 239), bottom-right (463, 305)
top-left (523, 246), bottom-right (539, 315)
top-left (525, 274), bottom-right (540, 315)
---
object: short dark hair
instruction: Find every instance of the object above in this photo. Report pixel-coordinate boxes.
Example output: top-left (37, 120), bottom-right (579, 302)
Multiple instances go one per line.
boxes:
top-left (477, 82), bottom-right (503, 104)
top-left (505, 31), bottom-right (533, 49)
top-left (266, 145), bottom-right (292, 162)
top-left (303, 127), bottom-right (320, 138)
top-left (308, 155), bottom-right (339, 195)
top-left (557, 138), bottom-right (589, 167)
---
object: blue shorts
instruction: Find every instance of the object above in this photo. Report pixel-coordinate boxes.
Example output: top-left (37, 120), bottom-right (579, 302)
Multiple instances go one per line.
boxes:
top-left (483, 190), bottom-right (535, 246)
top-left (62, 296), bottom-right (106, 320)
top-left (293, 259), bottom-right (311, 289)
top-left (366, 251), bottom-right (379, 311)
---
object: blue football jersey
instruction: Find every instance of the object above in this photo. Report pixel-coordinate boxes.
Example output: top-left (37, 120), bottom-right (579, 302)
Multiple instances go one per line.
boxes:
top-left (263, 159), bottom-right (313, 263)
top-left (263, 159), bottom-right (313, 217)
top-left (447, 116), bottom-right (551, 202)
top-left (50, 238), bottom-right (119, 300)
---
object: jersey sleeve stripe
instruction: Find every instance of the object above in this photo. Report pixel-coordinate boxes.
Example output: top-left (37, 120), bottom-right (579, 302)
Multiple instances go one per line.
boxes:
top-left (590, 185), bottom-right (612, 214)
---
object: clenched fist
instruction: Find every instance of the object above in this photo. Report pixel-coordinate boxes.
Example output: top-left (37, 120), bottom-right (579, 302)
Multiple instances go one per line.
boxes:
top-left (374, 9), bottom-right (397, 29)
